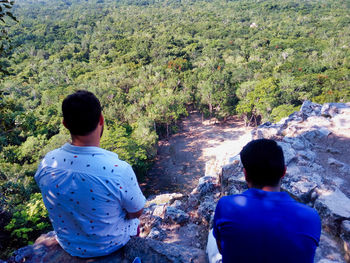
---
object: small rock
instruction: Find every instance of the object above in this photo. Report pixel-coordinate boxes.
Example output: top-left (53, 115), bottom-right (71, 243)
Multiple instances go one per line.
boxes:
top-left (147, 227), bottom-right (166, 241)
top-left (153, 205), bottom-right (166, 218)
top-left (165, 207), bottom-right (189, 224)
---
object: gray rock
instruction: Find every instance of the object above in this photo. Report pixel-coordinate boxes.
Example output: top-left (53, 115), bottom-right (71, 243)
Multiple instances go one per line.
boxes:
top-left (221, 158), bottom-right (244, 187)
top-left (277, 141), bottom-right (297, 165)
top-left (171, 200), bottom-right (183, 209)
top-left (341, 221), bottom-right (350, 262)
top-left (314, 231), bottom-right (346, 263)
top-left (321, 103), bottom-right (349, 118)
top-left (303, 128), bottom-right (331, 141)
top-left (297, 150), bottom-right (316, 162)
top-left (326, 148), bottom-right (341, 154)
top-left (152, 204), bottom-right (166, 218)
top-left (314, 188), bottom-right (350, 234)
top-left (251, 124), bottom-right (282, 139)
top-left (146, 193), bottom-right (183, 207)
top-left (300, 100), bottom-right (322, 117)
top-left (227, 181), bottom-right (248, 195)
top-left (165, 207), bottom-right (190, 224)
top-left (341, 221), bottom-right (350, 241)
top-left (147, 227), bottom-right (167, 241)
top-left (197, 180), bottom-right (217, 198)
top-left (188, 194), bottom-right (199, 207)
top-left (197, 199), bottom-right (216, 224)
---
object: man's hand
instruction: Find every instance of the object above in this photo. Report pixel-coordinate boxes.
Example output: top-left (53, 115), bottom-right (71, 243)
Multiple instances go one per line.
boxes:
top-left (126, 208), bottom-right (143, 219)
top-left (216, 238), bottom-right (222, 254)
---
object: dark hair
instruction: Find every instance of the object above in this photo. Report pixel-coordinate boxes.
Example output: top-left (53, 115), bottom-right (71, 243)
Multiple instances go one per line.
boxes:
top-left (240, 139), bottom-right (285, 187)
top-left (62, 90), bottom-right (101, 136)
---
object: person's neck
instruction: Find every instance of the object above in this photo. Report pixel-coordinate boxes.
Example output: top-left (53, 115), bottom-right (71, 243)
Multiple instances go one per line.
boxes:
top-left (248, 183), bottom-right (281, 192)
top-left (260, 185), bottom-right (281, 192)
top-left (71, 133), bottom-right (100, 147)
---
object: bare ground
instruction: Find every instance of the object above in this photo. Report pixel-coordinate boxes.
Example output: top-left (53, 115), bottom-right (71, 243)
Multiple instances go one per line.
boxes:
top-left (140, 112), bottom-right (252, 197)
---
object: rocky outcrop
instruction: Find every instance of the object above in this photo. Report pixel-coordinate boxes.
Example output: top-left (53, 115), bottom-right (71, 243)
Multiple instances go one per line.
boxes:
top-left (4, 101), bottom-right (350, 262)
top-left (5, 231), bottom-right (206, 263)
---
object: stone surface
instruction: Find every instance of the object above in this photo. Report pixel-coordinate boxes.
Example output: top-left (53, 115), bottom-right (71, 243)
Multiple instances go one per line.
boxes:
top-left (6, 233), bottom-right (207, 263)
top-left (147, 227), bottom-right (167, 241)
top-left (314, 231), bottom-right (346, 263)
top-left (165, 207), bottom-right (189, 224)
top-left (146, 193), bottom-right (183, 207)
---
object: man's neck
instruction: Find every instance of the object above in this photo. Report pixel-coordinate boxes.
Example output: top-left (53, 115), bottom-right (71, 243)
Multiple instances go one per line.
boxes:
top-left (71, 134), bottom-right (100, 147)
top-left (260, 185), bottom-right (281, 192)
top-left (248, 182), bottom-right (281, 192)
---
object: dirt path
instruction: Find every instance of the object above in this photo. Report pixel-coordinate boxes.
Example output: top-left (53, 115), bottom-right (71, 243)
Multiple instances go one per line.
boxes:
top-left (140, 112), bottom-right (252, 197)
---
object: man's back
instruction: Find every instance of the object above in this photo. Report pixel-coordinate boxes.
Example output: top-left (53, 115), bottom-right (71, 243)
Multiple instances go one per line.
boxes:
top-left (213, 188), bottom-right (321, 263)
top-left (35, 143), bottom-right (146, 258)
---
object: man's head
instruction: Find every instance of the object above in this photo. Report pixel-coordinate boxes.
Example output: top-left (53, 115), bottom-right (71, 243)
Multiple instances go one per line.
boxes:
top-left (240, 139), bottom-right (285, 188)
top-left (62, 90), bottom-right (102, 136)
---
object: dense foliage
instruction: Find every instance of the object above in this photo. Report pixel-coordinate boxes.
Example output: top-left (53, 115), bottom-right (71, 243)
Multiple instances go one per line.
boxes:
top-left (0, 0), bottom-right (349, 258)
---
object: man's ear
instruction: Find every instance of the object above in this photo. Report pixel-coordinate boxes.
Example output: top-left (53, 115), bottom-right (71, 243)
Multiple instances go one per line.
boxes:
top-left (281, 166), bottom-right (287, 179)
top-left (243, 168), bottom-right (252, 188)
top-left (62, 119), bottom-right (68, 129)
top-left (243, 168), bottom-right (249, 182)
top-left (99, 114), bottom-right (104, 126)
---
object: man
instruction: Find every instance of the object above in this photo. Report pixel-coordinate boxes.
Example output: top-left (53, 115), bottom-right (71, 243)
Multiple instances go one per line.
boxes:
top-left (210, 139), bottom-right (321, 263)
top-left (35, 90), bottom-right (146, 258)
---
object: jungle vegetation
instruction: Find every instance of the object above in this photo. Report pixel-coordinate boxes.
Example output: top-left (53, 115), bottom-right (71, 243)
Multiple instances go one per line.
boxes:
top-left (0, 0), bottom-right (349, 258)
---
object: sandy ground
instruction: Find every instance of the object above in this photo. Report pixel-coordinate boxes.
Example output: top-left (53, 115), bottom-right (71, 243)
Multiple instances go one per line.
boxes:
top-left (140, 112), bottom-right (252, 197)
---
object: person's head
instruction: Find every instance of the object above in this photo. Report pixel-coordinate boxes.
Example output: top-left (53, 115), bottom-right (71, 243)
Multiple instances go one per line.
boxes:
top-left (62, 90), bottom-right (102, 136)
top-left (240, 139), bottom-right (286, 188)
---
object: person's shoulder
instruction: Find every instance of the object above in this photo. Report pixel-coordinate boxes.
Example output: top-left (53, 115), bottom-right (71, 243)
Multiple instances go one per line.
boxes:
top-left (40, 146), bottom-right (65, 162)
top-left (97, 148), bottom-right (132, 170)
top-left (217, 193), bottom-right (247, 207)
top-left (293, 200), bottom-right (320, 220)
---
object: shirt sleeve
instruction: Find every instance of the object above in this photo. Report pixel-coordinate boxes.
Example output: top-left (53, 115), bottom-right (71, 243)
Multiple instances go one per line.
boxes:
top-left (213, 197), bottom-right (224, 240)
top-left (120, 164), bottom-right (146, 213)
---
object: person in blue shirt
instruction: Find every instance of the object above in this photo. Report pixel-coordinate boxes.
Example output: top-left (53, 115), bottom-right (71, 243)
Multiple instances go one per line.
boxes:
top-left (210, 139), bottom-right (321, 263)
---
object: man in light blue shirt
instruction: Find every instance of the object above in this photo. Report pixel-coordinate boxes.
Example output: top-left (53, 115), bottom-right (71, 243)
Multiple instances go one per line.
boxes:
top-left (35, 90), bottom-right (146, 258)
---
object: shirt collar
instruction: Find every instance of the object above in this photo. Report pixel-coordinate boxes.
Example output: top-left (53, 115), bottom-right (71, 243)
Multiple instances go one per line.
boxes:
top-left (61, 143), bottom-right (104, 154)
top-left (243, 188), bottom-right (293, 202)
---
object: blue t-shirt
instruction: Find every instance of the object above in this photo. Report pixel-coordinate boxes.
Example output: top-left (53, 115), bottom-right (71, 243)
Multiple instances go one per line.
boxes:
top-left (213, 188), bottom-right (321, 263)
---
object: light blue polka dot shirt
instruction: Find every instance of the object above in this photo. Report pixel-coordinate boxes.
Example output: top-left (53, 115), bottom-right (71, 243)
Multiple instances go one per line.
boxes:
top-left (35, 143), bottom-right (146, 258)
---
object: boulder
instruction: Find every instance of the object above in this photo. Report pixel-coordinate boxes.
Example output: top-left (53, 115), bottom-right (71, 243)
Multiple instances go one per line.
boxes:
top-left (314, 188), bottom-right (350, 234)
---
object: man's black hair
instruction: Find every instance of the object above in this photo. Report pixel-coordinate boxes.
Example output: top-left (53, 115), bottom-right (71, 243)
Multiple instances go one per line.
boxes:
top-left (62, 90), bottom-right (102, 136)
top-left (240, 139), bottom-right (285, 187)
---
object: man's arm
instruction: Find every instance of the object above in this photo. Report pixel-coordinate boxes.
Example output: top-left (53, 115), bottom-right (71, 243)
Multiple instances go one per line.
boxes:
top-left (216, 238), bottom-right (222, 254)
top-left (126, 208), bottom-right (144, 219)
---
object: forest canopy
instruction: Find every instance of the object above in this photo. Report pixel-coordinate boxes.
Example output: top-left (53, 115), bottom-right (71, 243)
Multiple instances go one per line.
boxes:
top-left (0, 0), bottom-right (349, 258)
